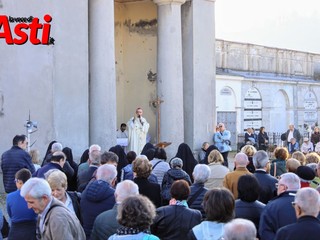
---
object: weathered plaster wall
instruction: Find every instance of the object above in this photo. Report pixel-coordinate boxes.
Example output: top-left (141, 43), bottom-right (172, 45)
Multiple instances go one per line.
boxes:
top-left (0, 0), bottom-right (89, 158)
top-left (115, 0), bottom-right (157, 143)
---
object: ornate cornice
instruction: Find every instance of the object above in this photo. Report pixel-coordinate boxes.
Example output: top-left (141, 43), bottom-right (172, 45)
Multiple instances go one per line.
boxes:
top-left (153, 0), bottom-right (186, 6)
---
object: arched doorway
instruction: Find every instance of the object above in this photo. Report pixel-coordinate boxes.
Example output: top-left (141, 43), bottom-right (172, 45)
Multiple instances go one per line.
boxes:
top-left (217, 86), bottom-right (237, 150)
top-left (270, 90), bottom-right (289, 133)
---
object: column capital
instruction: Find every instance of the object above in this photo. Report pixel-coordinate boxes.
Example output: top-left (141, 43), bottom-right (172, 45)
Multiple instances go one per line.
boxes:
top-left (153, 0), bottom-right (186, 6)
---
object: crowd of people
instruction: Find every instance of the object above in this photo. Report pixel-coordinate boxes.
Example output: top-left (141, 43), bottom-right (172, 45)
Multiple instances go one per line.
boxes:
top-left (0, 120), bottom-right (320, 239)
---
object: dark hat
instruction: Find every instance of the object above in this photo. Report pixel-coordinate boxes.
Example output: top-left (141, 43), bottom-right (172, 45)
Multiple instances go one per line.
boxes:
top-left (296, 166), bottom-right (315, 181)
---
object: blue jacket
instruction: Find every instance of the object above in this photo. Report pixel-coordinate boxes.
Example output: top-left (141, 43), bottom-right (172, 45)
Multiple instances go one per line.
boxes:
top-left (121, 164), bottom-right (133, 181)
top-left (6, 189), bottom-right (37, 223)
top-left (275, 216), bottom-right (320, 240)
top-left (235, 199), bottom-right (265, 235)
top-left (259, 191), bottom-right (297, 240)
top-left (1, 146), bottom-right (35, 193)
top-left (188, 183), bottom-right (208, 219)
top-left (254, 170), bottom-right (278, 204)
top-left (213, 130), bottom-right (231, 153)
top-left (80, 179), bottom-right (115, 238)
top-left (161, 168), bottom-right (191, 201)
top-left (33, 162), bottom-right (63, 179)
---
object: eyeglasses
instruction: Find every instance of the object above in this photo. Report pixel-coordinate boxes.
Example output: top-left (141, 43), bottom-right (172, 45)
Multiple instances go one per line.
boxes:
top-left (291, 202), bottom-right (297, 207)
top-left (14, 179), bottom-right (19, 183)
top-left (275, 183), bottom-right (287, 189)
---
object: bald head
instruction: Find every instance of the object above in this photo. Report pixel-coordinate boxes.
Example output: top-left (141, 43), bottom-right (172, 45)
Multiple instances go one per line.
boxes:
top-left (115, 180), bottom-right (139, 203)
top-left (235, 153), bottom-right (249, 168)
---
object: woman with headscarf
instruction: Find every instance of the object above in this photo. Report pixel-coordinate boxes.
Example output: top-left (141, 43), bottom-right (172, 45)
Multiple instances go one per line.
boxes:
top-left (63, 147), bottom-right (78, 191)
top-left (141, 142), bottom-right (155, 155)
top-left (79, 149), bottom-right (89, 165)
top-left (41, 140), bottom-right (57, 167)
top-left (109, 145), bottom-right (129, 182)
top-left (175, 143), bottom-right (198, 181)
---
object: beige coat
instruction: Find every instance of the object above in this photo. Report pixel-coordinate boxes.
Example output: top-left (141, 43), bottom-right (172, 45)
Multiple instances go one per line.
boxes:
top-left (223, 167), bottom-right (252, 199)
top-left (41, 198), bottom-right (85, 240)
top-left (205, 163), bottom-right (230, 189)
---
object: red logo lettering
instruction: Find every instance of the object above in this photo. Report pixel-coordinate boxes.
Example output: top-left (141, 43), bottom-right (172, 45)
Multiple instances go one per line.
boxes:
top-left (0, 14), bottom-right (54, 45)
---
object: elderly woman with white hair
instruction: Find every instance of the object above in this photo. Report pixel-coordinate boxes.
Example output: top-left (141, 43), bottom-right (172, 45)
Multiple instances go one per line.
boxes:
top-left (188, 164), bottom-right (211, 219)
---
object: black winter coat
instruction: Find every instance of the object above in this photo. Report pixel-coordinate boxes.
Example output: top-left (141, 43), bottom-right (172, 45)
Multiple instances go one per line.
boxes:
top-left (1, 146), bottom-right (35, 193)
top-left (151, 205), bottom-right (201, 240)
top-left (187, 183), bottom-right (208, 219)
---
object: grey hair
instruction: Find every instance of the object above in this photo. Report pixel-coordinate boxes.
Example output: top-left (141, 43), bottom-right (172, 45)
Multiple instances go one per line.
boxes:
top-left (89, 144), bottom-right (101, 153)
top-left (136, 155), bottom-right (148, 160)
top-left (115, 180), bottom-right (139, 203)
top-left (20, 178), bottom-right (52, 199)
top-left (280, 172), bottom-right (301, 191)
top-left (96, 164), bottom-right (117, 184)
top-left (89, 150), bottom-right (101, 166)
top-left (253, 150), bottom-right (269, 169)
top-left (235, 153), bottom-right (249, 167)
top-left (51, 142), bottom-right (63, 152)
top-left (193, 164), bottom-right (211, 183)
top-left (223, 218), bottom-right (257, 240)
top-left (306, 163), bottom-right (317, 174)
top-left (295, 187), bottom-right (320, 217)
top-left (101, 151), bottom-right (118, 165)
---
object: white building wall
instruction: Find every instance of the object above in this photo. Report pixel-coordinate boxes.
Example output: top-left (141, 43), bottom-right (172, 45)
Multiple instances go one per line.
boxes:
top-left (0, 0), bottom-right (89, 158)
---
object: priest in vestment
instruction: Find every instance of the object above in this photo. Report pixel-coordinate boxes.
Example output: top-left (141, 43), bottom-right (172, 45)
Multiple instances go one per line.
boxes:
top-left (127, 108), bottom-right (150, 154)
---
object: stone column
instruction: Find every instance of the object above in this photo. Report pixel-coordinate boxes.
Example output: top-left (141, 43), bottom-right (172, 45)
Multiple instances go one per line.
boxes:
top-left (182, 0), bottom-right (216, 152)
top-left (89, 0), bottom-right (117, 149)
top-left (153, 0), bottom-right (186, 158)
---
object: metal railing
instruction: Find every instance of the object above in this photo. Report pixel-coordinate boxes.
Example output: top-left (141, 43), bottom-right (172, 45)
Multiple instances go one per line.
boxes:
top-left (237, 131), bottom-right (310, 152)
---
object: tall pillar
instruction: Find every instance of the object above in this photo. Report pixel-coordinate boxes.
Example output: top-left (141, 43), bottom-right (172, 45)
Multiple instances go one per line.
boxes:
top-left (154, 0), bottom-right (186, 158)
top-left (89, 0), bottom-right (117, 149)
top-left (182, 0), bottom-right (216, 152)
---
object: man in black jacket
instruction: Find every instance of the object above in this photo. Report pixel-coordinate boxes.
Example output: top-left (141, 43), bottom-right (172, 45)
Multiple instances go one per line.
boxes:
top-left (285, 124), bottom-right (302, 147)
top-left (1, 135), bottom-right (35, 193)
top-left (275, 187), bottom-right (320, 240)
top-left (253, 150), bottom-right (278, 204)
top-left (259, 172), bottom-right (300, 240)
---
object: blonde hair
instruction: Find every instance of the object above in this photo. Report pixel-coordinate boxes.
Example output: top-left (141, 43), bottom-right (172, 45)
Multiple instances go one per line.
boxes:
top-left (292, 151), bottom-right (306, 166)
top-left (240, 145), bottom-right (257, 157)
top-left (286, 158), bottom-right (301, 173)
top-left (46, 170), bottom-right (68, 190)
top-left (305, 152), bottom-right (320, 164)
top-left (29, 149), bottom-right (41, 165)
top-left (208, 150), bottom-right (224, 164)
top-left (133, 156), bottom-right (152, 178)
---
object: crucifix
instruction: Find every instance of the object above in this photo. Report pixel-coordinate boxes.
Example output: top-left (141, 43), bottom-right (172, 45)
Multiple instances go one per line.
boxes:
top-left (150, 96), bottom-right (164, 143)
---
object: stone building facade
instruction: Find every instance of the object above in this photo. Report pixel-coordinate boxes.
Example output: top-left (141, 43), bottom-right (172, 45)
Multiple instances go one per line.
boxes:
top-left (216, 39), bottom-right (320, 148)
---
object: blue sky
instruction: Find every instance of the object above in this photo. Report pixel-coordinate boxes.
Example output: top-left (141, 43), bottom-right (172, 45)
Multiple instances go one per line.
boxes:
top-left (215, 0), bottom-right (320, 54)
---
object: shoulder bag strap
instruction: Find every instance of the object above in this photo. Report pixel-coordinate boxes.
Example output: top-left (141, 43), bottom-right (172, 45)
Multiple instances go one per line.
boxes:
top-left (152, 160), bottom-right (162, 170)
top-left (187, 187), bottom-right (205, 206)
